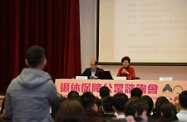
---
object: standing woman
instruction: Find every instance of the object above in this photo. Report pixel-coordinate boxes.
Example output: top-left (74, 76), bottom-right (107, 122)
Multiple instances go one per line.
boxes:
top-left (117, 56), bottom-right (136, 80)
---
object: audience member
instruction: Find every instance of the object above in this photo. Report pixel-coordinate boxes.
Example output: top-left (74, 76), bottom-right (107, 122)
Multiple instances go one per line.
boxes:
top-left (55, 99), bottom-right (86, 122)
top-left (51, 95), bottom-right (67, 119)
top-left (177, 90), bottom-right (187, 121)
top-left (101, 96), bottom-right (116, 121)
top-left (100, 86), bottom-right (110, 99)
top-left (0, 97), bottom-right (5, 114)
top-left (81, 92), bottom-right (104, 122)
top-left (124, 98), bottom-right (149, 122)
top-left (98, 86), bottom-right (110, 116)
top-left (0, 97), bottom-right (11, 122)
top-left (5, 46), bottom-right (58, 122)
top-left (67, 91), bottom-right (80, 101)
top-left (157, 102), bottom-right (178, 122)
top-left (142, 95), bottom-right (157, 122)
top-left (0, 93), bottom-right (5, 113)
top-left (152, 96), bottom-right (169, 119)
top-left (131, 87), bottom-right (143, 98)
top-left (112, 93), bottom-right (128, 120)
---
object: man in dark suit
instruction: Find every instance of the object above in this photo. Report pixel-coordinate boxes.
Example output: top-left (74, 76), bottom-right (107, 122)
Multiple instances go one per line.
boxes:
top-left (81, 59), bottom-right (104, 79)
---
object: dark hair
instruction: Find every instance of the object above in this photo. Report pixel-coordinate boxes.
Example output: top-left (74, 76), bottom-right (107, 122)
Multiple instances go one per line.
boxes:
top-left (160, 102), bottom-right (178, 121)
top-left (0, 118), bottom-right (5, 122)
top-left (68, 91), bottom-right (80, 101)
top-left (55, 100), bottom-right (86, 122)
top-left (102, 96), bottom-right (114, 113)
top-left (162, 84), bottom-right (172, 93)
top-left (152, 96), bottom-right (169, 118)
top-left (26, 45), bottom-right (45, 68)
top-left (51, 95), bottom-right (67, 119)
top-left (179, 90), bottom-right (187, 108)
top-left (124, 98), bottom-right (149, 122)
top-left (80, 92), bottom-right (96, 109)
top-left (142, 95), bottom-right (153, 115)
top-left (112, 93), bottom-right (128, 112)
top-left (131, 87), bottom-right (143, 98)
top-left (121, 56), bottom-right (131, 63)
top-left (99, 86), bottom-right (110, 98)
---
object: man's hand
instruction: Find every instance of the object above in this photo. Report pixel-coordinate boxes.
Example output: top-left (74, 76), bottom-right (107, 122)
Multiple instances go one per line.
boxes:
top-left (121, 69), bottom-right (129, 74)
top-left (93, 76), bottom-right (98, 79)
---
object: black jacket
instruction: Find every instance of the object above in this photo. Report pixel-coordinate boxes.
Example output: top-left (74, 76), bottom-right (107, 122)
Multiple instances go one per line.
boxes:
top-left (81, 68), bottom-right (104, 79)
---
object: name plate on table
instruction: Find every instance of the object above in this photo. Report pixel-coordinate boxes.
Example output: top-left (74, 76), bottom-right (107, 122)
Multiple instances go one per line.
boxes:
top-left (159, 77), bottom-right (173, 81)
top-left (75, 76), bottom-right (88, 80)
top-left (114, 77), bottom-right (127, 80)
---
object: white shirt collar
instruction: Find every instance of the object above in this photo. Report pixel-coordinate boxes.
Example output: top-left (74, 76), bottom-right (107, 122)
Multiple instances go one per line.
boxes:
top-left (179, 110), bottom-right (187, 113)
top-left (117, 114), bottom-right (126, 119)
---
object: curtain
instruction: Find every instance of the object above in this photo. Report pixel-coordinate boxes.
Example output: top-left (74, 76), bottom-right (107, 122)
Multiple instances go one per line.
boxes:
top-left (0, 0), bottom-right (81, 93)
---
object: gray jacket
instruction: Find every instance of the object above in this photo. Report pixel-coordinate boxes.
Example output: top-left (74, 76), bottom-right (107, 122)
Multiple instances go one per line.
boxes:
top-left (5, 68), bottom-right (58, 122)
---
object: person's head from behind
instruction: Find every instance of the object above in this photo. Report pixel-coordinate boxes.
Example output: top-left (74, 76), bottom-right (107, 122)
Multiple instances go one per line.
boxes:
top-left (121, 56), bottom-right (130, 68)
top-left (160, 102), bottom-right (178, 121)
top-left (153, 96), bottom-right (169, 118)
top-left (179, 90), bottom-right (187, 109)
top-left (80, 92), bottom-right (98, 112)
top-left (112, 93), bottom-right (128, 114)
top-left (142, 95), bottom-right (154, 116)
top-left (131, 87), bottom-right (143, 98)
top-left (90, 59), bottom-right (98, 70)
top-left (55, 99), bottom-right (86, 122)
top-left (155, 96), bottom-right (169, 106)
top-left (26, 46), bottom-right (46, 70)
top-left (68, 91), bottom-right (80, 101)
top-left (124, 98), bottom-right (148, 122)
top-left (99, 86), bottom-right (110, 98)
top-left (102, 96), bottom-right (114, 114)
top-left (51, 95), bottom-right (67, 119)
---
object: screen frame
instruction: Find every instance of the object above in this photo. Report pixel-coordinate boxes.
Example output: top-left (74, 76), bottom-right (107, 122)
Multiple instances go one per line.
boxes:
top-left (96, 0), bottom-right (187, 66)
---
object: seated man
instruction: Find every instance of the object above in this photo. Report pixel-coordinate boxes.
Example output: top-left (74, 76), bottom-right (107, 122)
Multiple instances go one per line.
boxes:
top-left (130, 87), bottom-right (143, 98)
top-left (80, 92), bottom-right (104, 122)
top-left (116, 56), bottom-right (136, 80)
top-left (177, 90), bottom-right (187, 121)
top-left (81, 59), bottom-right (104, 79)
top-left (101, 96), bottom-right (116, 121)
top-left (112, 93), bottom-right (128, 120)
top-left (124, 98), bottom-right (148, 122)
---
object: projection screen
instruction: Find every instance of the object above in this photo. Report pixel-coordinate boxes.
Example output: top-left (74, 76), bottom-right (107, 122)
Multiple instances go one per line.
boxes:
top-left (97, 0), bottom-right (187, 65)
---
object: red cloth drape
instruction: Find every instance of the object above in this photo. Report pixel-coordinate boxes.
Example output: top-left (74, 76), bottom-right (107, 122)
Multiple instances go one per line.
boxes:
top-left (0, 0), bottom-right (81, 93)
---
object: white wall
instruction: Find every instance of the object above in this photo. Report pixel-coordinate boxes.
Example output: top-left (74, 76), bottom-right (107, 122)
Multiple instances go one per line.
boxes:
top-left (80, 0), bottom-right (97, 72)
top-left (79, 0), bottom-right (187, 80)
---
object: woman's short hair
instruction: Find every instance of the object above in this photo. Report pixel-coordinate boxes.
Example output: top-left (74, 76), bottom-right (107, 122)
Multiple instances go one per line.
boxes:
top-left (121, 56), bottom-right (131, 63)
top-left (160, 102), bottom-right (178, 121)
top-left (124, 98), bottom-right (149, 121)
top-left (55, 100), bottom-right (86, 122)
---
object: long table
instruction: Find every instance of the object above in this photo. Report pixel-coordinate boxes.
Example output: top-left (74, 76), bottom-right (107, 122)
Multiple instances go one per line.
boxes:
top-left (55, 79), bottom-right (187, 102)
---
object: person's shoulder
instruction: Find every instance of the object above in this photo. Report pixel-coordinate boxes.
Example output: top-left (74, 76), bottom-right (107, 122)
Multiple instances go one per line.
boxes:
top-left (109, 118), bottom-right (126, 122)
top-left (97, 67), bottom-right (104, 71)
top-left (7, 76), bottom-right (20, 91)
top-left (85, 68), bottom-right (91, 71)
top-left (129, 66), bottom-right (135, 70)
top-left (118, 66), bottom-right (124, 70)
